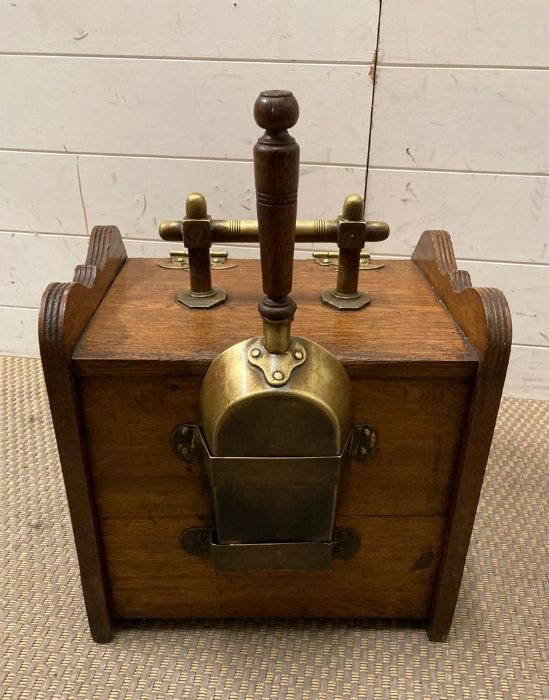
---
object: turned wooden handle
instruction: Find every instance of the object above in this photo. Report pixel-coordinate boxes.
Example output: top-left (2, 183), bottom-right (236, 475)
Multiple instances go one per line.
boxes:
top-left (254, 90), bottom-right (300, 323)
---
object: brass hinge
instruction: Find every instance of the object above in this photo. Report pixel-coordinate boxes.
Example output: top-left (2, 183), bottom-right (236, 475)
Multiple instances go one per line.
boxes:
top-left (313, 250), bottom-right (384, 270)
top-left (158, 249), bottom-right (237, 270)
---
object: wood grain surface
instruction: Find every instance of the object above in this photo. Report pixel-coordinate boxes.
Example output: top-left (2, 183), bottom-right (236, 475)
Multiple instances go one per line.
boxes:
top-left (81, 374), bottom-right (470, 519)
top-left (101, 515), bottom-right (446, 619)
top-left (38, 225), bottom-right (127, 643)
top-left (412, 231), bottom-right (512, 640)
top-left (78, 367), bottom-right (468, 619)
top-left (253, 90), bottom-right (300, 306)
top-left (74, 259), bottom-right (477, 378)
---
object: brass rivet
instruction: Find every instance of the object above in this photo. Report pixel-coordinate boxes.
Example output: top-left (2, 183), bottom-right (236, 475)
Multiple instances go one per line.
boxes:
top-left (251, 348), bottom-right (261, 358)
top-left (294, 350), bottom-right (303, 361)
top-left (273, 370), bottom-right (284, 381)
top-left (196, 531), bottom-right (209, 545)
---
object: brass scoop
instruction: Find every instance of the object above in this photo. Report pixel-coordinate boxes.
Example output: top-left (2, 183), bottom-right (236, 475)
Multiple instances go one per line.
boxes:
top-left (177, 91), bottom-right (360, 570)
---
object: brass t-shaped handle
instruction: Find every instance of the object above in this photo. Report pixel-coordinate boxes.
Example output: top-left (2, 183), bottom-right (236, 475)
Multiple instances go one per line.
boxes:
top-left (157, 91), bottom-right (390, 315)
top-left (159, 218), bottom-right (389, 245)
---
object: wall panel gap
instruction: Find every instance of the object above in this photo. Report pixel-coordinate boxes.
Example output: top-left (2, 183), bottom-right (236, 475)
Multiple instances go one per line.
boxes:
top-left (363, 0), bottom-right (384, 205)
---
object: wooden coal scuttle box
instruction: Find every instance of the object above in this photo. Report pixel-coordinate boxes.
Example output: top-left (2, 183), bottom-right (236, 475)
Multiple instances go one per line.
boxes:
top-left (39, 91), bottom-right (512, 643)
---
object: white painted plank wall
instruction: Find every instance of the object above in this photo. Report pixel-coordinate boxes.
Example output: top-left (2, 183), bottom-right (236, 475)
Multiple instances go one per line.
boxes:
top-left (0, 153), bottom-right (366, 237)
top-left (0, 58), bottom-right (372, 164)
top-left (378, 0), bottom-right (549, 68)
top-left (366, 0), bottom-right (549, 399)
top-left (1, 1), bottom-right (548, 399)
top-left (0, 1), bottom-right (378, 62)
top-left (365, 170), bottom-right (549, 264)
top-left (0, 2), bottom-right (377, 365)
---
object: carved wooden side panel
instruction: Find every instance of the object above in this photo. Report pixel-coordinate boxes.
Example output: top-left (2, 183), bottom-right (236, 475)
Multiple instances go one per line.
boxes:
top-left (39, 226), bottom-right (126, 643)
top-left (413, 230), bottom-right (512, 640)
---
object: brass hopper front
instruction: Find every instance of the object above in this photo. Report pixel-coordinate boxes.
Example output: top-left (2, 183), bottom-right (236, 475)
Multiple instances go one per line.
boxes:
top-left (173, 91), bottom-right (377, 571)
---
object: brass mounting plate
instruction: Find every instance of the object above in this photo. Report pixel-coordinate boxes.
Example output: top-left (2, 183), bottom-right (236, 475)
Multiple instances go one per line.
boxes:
top-left (158, 252), bottom-right (188, 269)
top-left (211, 256), bottom-right (238, 270)
top-left (177, 287), bottom-right (227, 309)
top-left (351, 423), bottom-right (378, 459)
top-left (357, 260), bottom-right (385, 271)
top-left (172, 423), bottom-right (378, 464)
top-left (247, 337), bottom-right (307, 386)
top-left (180, 527), bottom-right (361, 571)
top-left (321, 288), bottom-right (371, 310)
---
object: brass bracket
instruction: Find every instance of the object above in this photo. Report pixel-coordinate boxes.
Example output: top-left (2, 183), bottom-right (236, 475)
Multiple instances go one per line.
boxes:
top-left (172, 422), bottom-right (378, 465)
top-left (171, 424), bottom-right (376, 571)
top-left (351, 424), bottom-right (378, 459)
top-left (171, 424), bottom-right (201, 461)
top-left (247, 337), bottom-right (307, 387)
top-left (180, 527), bottom-right (361, 571)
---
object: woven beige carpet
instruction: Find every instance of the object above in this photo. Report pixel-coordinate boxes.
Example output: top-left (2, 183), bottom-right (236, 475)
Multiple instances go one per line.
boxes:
top-left (1, 356), bottom-right (547, 699)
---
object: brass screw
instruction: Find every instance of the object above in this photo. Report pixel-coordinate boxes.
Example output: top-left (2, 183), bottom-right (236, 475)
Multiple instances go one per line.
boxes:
top-left (178, 445), bottom-right (191, 458)
top-left (251, 348), bottom-right (261, 358)
top-left (294, 350), bottom-right (304, 361)
top-left (272, 370), bottom-right (284, 381)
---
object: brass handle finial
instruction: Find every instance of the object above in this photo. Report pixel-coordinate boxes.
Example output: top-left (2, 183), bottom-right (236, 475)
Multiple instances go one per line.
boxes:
top-left (186, 192), bottom-right (207, 219)
top-left (342, 194), bottom-right (364, 221)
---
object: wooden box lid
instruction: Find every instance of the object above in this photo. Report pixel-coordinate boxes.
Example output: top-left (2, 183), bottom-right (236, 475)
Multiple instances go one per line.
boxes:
top-left (73, 256), bottom-right (477, 378)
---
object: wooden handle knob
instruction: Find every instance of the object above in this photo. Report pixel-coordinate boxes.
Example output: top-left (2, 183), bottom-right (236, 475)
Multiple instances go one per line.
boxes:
top-left (254, 90), bottom-right (300, 327)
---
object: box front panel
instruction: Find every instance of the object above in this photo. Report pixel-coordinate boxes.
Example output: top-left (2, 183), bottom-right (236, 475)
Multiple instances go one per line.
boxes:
top-left (79, 373), bottom-right (470, 619)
